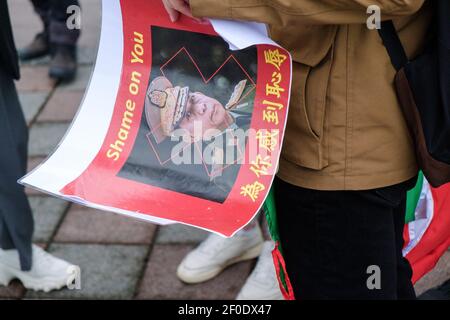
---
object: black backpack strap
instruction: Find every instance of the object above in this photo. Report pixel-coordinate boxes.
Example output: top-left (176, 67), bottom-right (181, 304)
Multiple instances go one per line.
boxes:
top-left (378, 20), bottom-right (409, 71)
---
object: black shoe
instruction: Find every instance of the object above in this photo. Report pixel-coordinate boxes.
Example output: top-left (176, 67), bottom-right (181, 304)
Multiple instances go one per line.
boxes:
top-left (49, 44), bottom-right (77, 81)
top-left (18, 32), bottom-right (50, 61)
top-left (418, 279), bottom-right (450, 300)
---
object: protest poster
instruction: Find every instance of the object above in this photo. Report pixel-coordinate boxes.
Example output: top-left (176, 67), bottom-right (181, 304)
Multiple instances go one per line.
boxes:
top-left (20, 0), bottom-right (292, 237)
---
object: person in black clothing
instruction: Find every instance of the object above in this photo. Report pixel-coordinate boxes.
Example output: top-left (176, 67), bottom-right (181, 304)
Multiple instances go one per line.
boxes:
top-left (19, 0), bottom-right (80, 81)
top-left (0, 2), bottom-right (77, 292)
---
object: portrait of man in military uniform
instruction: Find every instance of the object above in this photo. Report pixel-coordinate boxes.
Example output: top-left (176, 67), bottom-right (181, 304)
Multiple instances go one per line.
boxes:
top-left (118, 26), bottom-right (257, 203)
top-left (145, 76), bottom-right (254, 142)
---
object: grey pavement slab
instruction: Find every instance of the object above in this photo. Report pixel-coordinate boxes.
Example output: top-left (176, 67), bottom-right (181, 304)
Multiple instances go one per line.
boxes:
top-left (78, 46), bottom-right (98, 65)
top-left (30, 197), bottom-right (70, 243)
top-left (37, 90), bottom-right (84, 122)
top-left (25, 157), bottom-right (46, 196)
top-left (15, 66), bottom-right (57, 93)
top-left (26, 244), bottom-right (148, 299)
top-left (156, 224), bottom-right (209, 244)
top-left (415, 250), bottom-right (450, 296)
top-left (77, 0), bottom-right (102, 49)
top-left (27, 157), bottom-right (46, 173)
top-left (58, 66), bottom-right (92, 91)
top-left (19, 92), bottom-right (48, 125)
top-left (28, 123), bottom-right (70, 157)
top-left (54, 207), bottom-right (157, 244)
top-left (8, 0), bottom-right (43, 49)
top-left (137, 245), bottom-right (253, 300)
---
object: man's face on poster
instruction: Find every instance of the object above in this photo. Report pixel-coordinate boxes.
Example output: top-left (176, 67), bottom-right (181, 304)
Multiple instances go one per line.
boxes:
top-left (178, 92), bottom-right (233, 139)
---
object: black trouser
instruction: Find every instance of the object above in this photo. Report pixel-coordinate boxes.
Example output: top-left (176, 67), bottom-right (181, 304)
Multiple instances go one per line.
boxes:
top-left (0, 67), bottom-right (34, 271)
top-left (31, 0), bottom-right (80, 46)
top-left (274, 176), bottom-right (417, 300)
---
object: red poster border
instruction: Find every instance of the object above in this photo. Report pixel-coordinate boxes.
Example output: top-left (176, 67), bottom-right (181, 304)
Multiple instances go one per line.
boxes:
top-left (61, 0), bottom-right (291, 236)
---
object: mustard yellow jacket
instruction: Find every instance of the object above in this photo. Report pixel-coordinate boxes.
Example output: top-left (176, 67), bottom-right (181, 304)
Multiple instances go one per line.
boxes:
top-left (190, 0), bottom-right (432, 190)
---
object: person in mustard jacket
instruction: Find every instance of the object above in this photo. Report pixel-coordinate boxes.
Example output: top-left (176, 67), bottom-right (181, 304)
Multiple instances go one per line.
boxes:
top-left (163, 0), bottom-right (432, 299)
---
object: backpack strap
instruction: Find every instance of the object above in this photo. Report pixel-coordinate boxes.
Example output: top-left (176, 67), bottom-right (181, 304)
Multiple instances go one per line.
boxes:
top-left (378, 20), bottom-right (409, 71)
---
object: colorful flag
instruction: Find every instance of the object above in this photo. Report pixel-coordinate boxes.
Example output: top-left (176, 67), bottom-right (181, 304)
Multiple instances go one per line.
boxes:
top-left (265, 173), bottom-right (450, 299)
top-left (404, 173), bottom-right (450, 283)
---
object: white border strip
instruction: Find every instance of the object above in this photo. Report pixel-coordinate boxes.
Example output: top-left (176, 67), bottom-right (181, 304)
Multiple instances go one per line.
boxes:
top-left (20, 0), bottom-right (124, 192)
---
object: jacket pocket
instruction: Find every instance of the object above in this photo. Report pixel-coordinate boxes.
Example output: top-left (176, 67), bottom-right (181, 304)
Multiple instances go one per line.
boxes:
top-left (282, 44), bottom-right (334, 170)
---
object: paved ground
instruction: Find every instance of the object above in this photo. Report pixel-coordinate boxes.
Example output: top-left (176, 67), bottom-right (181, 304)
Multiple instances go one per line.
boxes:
top-left (0, 0), bottom-right (448, 300)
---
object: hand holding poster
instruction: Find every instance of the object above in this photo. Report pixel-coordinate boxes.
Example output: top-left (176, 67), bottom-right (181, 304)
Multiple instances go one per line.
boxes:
top-left (20, 0), bottom-right (292, 237)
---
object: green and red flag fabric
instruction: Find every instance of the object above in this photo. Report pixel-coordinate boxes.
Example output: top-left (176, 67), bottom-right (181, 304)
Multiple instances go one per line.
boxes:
top-left (264, 174), bottom-right (450, 300)
top-left (404, 173), bottom-right (450, 283)
top-left (263, 188), bottom-right (295, 300)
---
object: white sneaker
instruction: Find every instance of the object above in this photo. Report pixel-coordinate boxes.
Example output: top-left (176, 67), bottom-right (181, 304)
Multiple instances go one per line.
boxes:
top-left (0, 245), bottom-right (78, 292)
top-left (236, 241), bottom-right (284, 300)
top-left (177, 225), bottom-right (264, 283)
